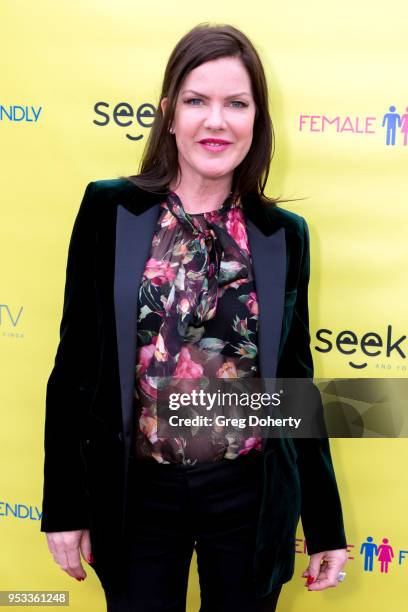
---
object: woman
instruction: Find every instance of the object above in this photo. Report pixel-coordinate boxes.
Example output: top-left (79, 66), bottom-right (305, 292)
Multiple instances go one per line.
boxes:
top-left (41, 23), bottom-right (348, 611)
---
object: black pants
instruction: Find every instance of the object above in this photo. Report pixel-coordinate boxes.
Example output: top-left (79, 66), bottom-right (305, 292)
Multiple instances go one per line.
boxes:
top-left (102, 450), bottom-right (282, 612)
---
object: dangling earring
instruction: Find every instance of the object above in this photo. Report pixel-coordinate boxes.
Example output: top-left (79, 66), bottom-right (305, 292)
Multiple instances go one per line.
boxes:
top-left (169, 126), bottom-right (175, 134)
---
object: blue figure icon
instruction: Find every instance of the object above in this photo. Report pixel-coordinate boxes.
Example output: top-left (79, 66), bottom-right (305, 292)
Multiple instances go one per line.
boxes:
top-left (360, 536), bottom-right (378, 571)
top-left (382, 106), bottom-right (401, 145)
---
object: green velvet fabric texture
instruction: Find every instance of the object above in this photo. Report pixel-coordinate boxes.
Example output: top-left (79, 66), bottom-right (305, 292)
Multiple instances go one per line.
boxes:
top-left (40, 178), bottom-right (347, 598)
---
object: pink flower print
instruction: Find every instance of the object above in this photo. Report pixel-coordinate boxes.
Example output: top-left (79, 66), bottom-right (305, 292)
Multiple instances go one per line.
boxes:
top-left (225, 207), bottom-right (249, 252)
top-left (238, 437), bottom-right (262, 455)
top-left (139, 376), bottom-right (158, 401)
top-left (160, 208), bottom-right (178, 231)
top-left (144, 258), bottom-right (176, 286)
top-left (139, 407), bottom-right (158, 443)
top-left (221, 260), bottom-right (248, 276)
top-left (177, 298), bottom-right (190, 315)
top-left (138, 338), bottom-right (158, 374)
top-left (173, 242), bottom-right (188, 257)
top-left (223, 277), bottom-right (250, 291)
top-left (216, 361), bottom-right (238, 378)
top-left (173, 347), bottom-right (204, 379)
top-left (206, 304), bottom-right (217, 319)
top-left (153, 332), bottom-right (169, 362)
top-left (247, 292), bottom-right (259, 315)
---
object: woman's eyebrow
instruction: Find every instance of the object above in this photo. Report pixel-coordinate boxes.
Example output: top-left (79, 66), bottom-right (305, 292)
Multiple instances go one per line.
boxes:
top-left (182, 89), bottom-right (251, 99)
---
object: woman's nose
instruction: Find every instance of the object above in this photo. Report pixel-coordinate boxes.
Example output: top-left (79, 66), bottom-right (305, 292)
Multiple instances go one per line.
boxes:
top-left (203, 105), bottom-right (227, 129)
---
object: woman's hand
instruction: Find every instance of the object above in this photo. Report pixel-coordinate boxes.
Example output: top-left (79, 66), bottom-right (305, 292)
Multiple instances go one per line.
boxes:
top-left (45, 529), bottom-right (93, 581)
top-left (302, 548), bottom-right (348, 591)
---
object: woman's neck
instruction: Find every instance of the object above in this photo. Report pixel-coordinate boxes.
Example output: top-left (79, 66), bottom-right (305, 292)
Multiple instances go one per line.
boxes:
top-left (168, 180), bottom-right (233, 214)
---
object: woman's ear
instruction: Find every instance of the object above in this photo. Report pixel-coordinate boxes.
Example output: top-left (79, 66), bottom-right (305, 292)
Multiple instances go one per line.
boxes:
top-left (160, 96), bottom-right (168, 117)
top-left (161, 97), bottom-right (173, 132)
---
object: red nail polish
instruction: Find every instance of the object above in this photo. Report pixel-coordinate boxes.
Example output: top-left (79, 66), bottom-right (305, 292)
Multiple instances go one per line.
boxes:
top-left (306, 575), bottom-right (316, 585)
top-left (88, 553), bottom-right (95, 564)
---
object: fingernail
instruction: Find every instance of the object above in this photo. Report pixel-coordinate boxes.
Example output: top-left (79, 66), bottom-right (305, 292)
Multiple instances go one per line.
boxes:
top-left (75, 577), bottom-right (82, 581)
top-left (88, 553), bottom-right (95, 564)
top-left (306, 576), bottom-right (316, 585)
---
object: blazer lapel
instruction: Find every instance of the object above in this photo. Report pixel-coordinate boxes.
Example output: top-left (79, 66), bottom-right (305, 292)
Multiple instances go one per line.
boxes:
top-left (114, 203), bottom-right (161, 459)
top-left (246, 220), bottom-right (286, 378)
top-left (114, 197), bottom-right (287, 456)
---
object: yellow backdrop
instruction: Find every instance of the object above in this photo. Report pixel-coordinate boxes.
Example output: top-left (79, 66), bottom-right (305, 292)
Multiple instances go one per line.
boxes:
top-left (1, 1), bottom-right (407, 610)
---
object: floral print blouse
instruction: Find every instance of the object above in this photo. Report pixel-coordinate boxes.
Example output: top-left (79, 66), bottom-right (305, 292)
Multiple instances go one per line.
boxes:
top-left (132, 190), bottom-right (263, 465)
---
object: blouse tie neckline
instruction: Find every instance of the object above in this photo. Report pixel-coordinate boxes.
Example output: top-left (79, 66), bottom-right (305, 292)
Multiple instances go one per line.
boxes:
top-left (145, 190), bottom-right (250, 380)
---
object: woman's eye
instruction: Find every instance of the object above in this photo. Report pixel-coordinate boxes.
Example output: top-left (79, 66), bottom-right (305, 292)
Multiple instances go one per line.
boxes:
top-left (184, 98), bottom-right (248, 108)
top-left (185, 98), bottom-right (202, 105)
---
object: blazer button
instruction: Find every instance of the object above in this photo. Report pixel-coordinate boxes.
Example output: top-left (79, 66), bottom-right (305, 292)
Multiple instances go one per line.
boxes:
top-left (118, 432), bottom-right (123, 442)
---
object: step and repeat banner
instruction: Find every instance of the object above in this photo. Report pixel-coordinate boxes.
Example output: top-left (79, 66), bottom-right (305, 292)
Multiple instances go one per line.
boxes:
top-left (1, 1), bottom-right (407, 610)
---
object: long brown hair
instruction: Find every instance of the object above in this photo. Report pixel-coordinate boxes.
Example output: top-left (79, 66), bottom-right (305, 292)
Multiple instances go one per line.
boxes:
top-left (121, 23), bottom-right (301, 207)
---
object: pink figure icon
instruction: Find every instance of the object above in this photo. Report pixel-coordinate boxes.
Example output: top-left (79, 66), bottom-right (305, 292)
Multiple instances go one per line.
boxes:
top-left (401, 107), bottom-right (408, 146)
top-left (377, 538), bottom-right (394, 573)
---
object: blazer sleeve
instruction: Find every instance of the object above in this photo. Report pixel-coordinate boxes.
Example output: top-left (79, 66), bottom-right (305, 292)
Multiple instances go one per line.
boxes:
top-left (278, 217), bottom-right (348, 555)
top-left (40, 182), bottom-right (99, 533)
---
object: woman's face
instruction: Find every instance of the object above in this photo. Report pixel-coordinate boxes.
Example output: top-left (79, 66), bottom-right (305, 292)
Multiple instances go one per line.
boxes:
top-left (161, 56), bottom-right (257, 186)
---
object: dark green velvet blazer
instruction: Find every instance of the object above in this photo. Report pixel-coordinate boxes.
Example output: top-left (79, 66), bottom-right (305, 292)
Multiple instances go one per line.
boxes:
top-left (40, 178), bottom-right (347, 598)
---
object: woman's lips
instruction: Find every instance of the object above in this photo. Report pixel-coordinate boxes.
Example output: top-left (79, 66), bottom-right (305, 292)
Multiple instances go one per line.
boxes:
top-left (199, 142), bottom-right (231, 152)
